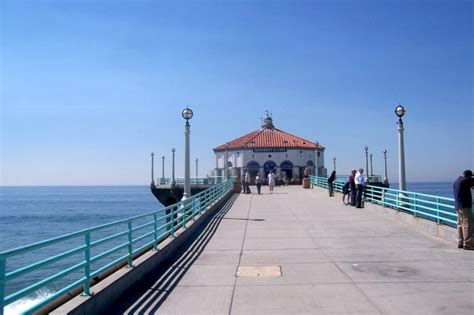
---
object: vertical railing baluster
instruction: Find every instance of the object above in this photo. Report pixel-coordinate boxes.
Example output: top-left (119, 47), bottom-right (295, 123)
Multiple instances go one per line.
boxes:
top-left (0, 256), bottom-right (6, 315)
top-left (153, 213), bottom-right (158, 251)
top-left (170, 206), bottom-right (176, 238)
top-left (436, 197), bottom-right (440, 224)
top-left (82, 232), bottom-right (91, 296)
top-left (192, 198), bottom-right (197, 221)
top-left (127, 221), bottom-right (133, 267)
top-left (413, 194), bottom-right (417, 217)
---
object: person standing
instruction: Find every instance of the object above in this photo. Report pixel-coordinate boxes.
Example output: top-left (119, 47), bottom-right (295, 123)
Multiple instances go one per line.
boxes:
top-left (355, 168), bottom-right (365, 208)
top-left (342, 180), bottom-right (350, 205)
top-left (268, 171), bottom-right (275, 194)
top-left (244, 171), bottom-right (251, 194)
top-left (256, 173), bottom-right (263, 195)
top-left (453, 170), bottom-right (474, 250)
top-left (327, 170), bottom-right (336, 197)
top-left (349, 169), bottom-right (357, 206)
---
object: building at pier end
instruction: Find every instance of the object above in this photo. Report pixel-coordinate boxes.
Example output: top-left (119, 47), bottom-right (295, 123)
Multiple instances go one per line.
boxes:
top-left (213, 114), bottom-right (326, 184)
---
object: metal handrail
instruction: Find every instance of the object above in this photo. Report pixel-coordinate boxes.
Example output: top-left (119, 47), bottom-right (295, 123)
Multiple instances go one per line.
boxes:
top-left (310, 175), bottom-right (456, 226)
top-left (0, 179), bottom-right (234, 315)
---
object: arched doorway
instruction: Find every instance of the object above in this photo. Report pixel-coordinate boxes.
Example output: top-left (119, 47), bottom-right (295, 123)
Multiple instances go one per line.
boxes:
top-left (246, 161), bottom-right (260, 183)
top-left (280, 160), bottom-right (293, 184)
top-left (264, 160), bottom-right (277, 179)
top-left (306, 160), bottom-right (314, 176)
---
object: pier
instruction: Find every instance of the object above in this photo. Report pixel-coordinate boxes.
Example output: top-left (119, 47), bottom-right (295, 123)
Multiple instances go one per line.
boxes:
top-left (42, 183), bottom-right (473, 314)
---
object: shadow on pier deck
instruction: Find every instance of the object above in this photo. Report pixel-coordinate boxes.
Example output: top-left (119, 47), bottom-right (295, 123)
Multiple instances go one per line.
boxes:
top-left (64, 186), bottom-right (474, 314)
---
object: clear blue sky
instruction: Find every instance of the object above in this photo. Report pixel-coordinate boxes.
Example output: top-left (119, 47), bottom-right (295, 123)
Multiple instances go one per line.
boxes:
top-left (1, 0), bottom-right (472, 185)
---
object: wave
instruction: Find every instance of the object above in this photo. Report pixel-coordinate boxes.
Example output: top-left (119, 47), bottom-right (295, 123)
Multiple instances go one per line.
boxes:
top-left (4, 290), bottom-right (54, 315)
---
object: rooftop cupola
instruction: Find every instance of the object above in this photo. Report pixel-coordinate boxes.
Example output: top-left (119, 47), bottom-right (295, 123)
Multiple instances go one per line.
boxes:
top-left (262, 112), bottom-right (274, 129)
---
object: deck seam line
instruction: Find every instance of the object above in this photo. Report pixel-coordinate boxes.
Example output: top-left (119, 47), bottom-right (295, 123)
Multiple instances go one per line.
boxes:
top-left (228, 195), bottom-right (253, 315)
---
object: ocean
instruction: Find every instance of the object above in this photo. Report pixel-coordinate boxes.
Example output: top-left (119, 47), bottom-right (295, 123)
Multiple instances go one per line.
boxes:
top-left (0, 182), bottom-right (458, 314)
top-left (0, 186), bottom-right (163, 314)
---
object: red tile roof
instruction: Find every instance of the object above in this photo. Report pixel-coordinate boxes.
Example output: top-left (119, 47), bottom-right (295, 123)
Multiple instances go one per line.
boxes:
top-left (213, 128), bottom-right (324, 151)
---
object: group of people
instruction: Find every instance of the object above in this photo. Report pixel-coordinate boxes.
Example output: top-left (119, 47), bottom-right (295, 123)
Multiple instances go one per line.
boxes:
top-left (335, 168), bottom-right (366, 208)
top-left (454, 170), bottom-right (474, 250)
top-left (242, 170), bottom-right (276, 195)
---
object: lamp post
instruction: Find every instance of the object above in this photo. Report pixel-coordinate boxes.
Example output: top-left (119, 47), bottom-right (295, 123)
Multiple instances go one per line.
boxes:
top-left (171, 148), bottom-right (176, 187)
top-left (224, 143), bottom-right (229, 180)
top-left (370, 153), bottom-right (373, 177)
top-left (182, 107), bottom-right (193, 200)
top-left (315, 140), bottom-right (319, 177)
top-left (196, 158), bottom-right (199, 180)
top-left (161, 156), bottom-right (165, 184)
top-left (333, 157), bottom-right (336, 172)
top-left (364, 146), bottom-right (369, 181)
top-left (395, 104), bottom-right (406, 192)
top-left (150, 152), bottom-right (155, 187)
top-left (383, 149), bottom-right (388, 184)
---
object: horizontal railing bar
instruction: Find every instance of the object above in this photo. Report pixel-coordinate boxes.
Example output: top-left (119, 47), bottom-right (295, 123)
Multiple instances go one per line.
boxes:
top-left (25, 277), bottom-right (86, 315)
top-left (89, 254), bottom-right (130, 278)
top-left (5, 261), bottom-right (86, 305)
top-left (89, 230), bottom-right (129, 248)
top-left (132, 230), bottom-right (155, 244)
top-left (6, 245), bottom-right (87, 281)
top-left (132, 221), bottom-right (155, 233)
top-left (90, 242), bottom-right (129, 263)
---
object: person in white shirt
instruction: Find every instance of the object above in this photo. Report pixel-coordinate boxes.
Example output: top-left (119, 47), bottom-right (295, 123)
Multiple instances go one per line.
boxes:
top-left (268, 171), bottom-right (275, 193)
top-left (355, 168), bottom-right (365, 208)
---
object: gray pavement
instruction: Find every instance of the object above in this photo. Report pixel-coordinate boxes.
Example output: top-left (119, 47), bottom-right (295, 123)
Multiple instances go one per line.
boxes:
top-left (118, 186), bottom-right (474, 314)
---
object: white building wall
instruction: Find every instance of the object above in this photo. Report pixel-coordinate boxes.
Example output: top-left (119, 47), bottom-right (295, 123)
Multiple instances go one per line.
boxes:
top-left (217, 149), bottom-right (318, 172)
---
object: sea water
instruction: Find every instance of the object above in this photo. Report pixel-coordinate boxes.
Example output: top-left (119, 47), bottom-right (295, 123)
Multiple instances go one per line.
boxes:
top-left (0, 186), bottom-right (162, 314)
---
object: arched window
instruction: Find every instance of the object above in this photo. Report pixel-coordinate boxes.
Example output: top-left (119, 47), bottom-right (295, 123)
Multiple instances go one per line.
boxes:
top-left (264, 160), bottom-right (277, 173)
top-left (280, 160), bottom-right (294, 171)
top-left (246, 161), bottom-right (260, 172)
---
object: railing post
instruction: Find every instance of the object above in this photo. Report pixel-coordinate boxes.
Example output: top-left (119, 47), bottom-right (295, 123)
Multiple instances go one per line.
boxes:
top-left (153, 213), bottom-right (158, 251)
top-left (127, 221), bottom-right (133, 267)
top-left (436, 197), bottom-right (440, 224)
top-left (170, 206), bottom-right (176, 238)
top-left (413, 194), bottom-right (417, 217)
top-left (182, 201), bottom-right (188, 230)
top-left (82, 232), bottom-right (91, 296)
top-left (0, 256), bottom-right (6, 315)
top-left (192, 198), bottom-right (197, 221)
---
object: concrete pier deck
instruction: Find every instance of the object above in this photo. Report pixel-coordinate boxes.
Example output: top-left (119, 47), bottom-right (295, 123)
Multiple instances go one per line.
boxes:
top-left (113, 186), bottom-right (473, 314)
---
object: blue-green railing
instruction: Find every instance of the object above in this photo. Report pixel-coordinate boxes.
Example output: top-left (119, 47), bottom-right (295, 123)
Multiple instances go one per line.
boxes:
top-left (310, 175), bottom-right (456, 226)
top-left (0, 179), bottom-right (233, 315)
top-left (158, 176), bottom-right (224, 186)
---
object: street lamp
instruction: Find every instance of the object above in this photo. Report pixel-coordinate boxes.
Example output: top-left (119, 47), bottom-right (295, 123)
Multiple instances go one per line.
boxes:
top-left (182, 107), bottom-right (193, 200)
top-left (171, 148), bottom-right (176, 187)
top-left (150, 152), bottom-right (155, 187)
top-left (315, 140), bottom-right (319, 177)
top-left (364, 145), bottom-right (369, 181)
top-left (196, 158), bottom-right (199, 180)
top-left (161, 156), bottom-right (165, 183)
top-left (224, 142), bottom-right (229, 180)
top-left (383, 149), bottom-right (388, 184)
top-left (395, 104), bottom-right (406, 191)
top-left (370, 153), bottom-right (373, 177)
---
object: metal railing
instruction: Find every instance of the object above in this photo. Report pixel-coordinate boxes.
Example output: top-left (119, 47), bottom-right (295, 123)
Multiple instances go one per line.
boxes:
top-left (0, 179), bottom-right (234, 315)
top-left (310, 175), bottom-right (456, 227)
top-left (158, 176), bottom-right (225, 186)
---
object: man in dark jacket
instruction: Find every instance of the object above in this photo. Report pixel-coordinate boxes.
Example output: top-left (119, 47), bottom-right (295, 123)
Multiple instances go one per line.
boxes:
top-left (453, 170), bottom-right (474, 250)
